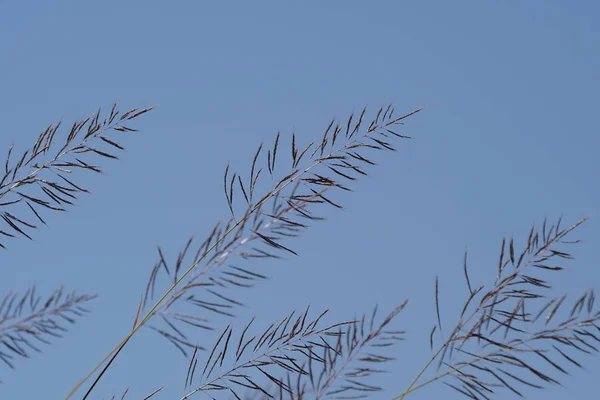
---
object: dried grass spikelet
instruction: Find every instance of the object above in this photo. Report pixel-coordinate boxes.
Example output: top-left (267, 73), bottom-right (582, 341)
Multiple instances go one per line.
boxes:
top-left (0, 286), bottom-right (96, 378)
top-left (68, 105), bottom-right (421, 399)
top-left (397, 217), bottom-right (600, 400)
top-left (0, 104), bottom-right (154, 248)
top-left (142, 105), bottom-right (421, 356)
top-left (182, 303), bottom-right (408, 399)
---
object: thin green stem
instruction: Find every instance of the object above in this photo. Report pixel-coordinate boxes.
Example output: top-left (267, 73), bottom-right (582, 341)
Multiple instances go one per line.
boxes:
top-left (392, 339), bottom-right (521, 399)
top-left (393, 344), bottom-right (445, 400)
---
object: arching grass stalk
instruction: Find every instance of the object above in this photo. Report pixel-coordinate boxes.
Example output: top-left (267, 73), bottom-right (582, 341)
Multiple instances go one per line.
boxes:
top-left (68, 182), bottom-right (284, 399)
top-left (394, 217), bottom-right (596, 399)
top-left (66, 107), bottom-right (422, 399)
top-left (393, 327), bottom-right (586, 399)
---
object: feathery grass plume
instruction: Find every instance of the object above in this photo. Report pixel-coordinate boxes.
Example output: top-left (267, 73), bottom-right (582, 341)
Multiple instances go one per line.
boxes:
top-left (67, 105), bottom-right (421, 399)
top-left (142, 105), bottom-right (421, 354)
top-left (0, 286), bottom-right (96, 378)
top-left (180, 307), bottom-right (356, 400)
top-left (247, 302), bottom-right (409, 400)
top-left (0, 104), bottom-right (154, 249)
top-left (395, 217), bottom-right (600, 399)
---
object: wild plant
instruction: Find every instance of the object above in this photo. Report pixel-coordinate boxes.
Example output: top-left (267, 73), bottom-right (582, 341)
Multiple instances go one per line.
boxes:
top-left (0, 105), bottom-right (152, 380)
top-left (1, 104), bottom-right (597, 400)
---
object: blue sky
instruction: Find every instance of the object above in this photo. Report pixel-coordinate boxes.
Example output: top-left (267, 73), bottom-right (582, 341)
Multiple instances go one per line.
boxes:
top-left (0, 1), bottom-right (599, 399)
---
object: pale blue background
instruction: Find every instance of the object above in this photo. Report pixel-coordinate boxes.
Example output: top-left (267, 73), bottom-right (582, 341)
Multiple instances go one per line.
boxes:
top-left (0, 1), bottom-right (598, 399)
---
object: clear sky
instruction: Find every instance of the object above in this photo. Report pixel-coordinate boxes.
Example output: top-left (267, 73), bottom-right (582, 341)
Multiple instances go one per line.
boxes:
top-left (0, 1), bottom-right (599, 399)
